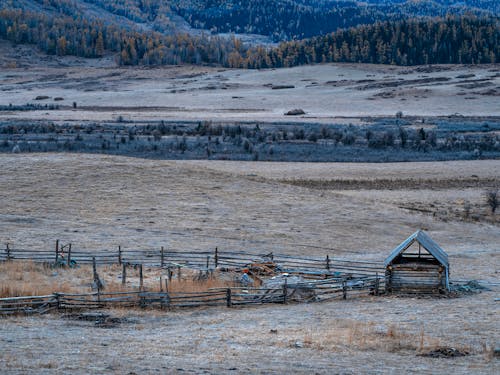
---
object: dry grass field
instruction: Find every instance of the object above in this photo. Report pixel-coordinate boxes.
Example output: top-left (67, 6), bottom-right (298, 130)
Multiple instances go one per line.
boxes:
top-left (1, 59), bottom-right (499, 124)
top-left (1, 45), bottom-right (499, 374)
top-left (0, 153), bottom-right (499, 373)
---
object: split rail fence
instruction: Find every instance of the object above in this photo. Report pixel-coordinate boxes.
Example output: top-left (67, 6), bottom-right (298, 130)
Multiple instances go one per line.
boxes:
top-left (1, 243), bottom-right (383, 276)
top-left (0, 276), bottom-right (383, 315)
top-left (0, 242), bottom-right (385, 315)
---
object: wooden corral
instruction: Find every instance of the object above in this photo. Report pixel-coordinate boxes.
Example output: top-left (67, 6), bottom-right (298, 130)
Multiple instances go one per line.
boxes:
top-left (385, 230), bottom-right (450, 294)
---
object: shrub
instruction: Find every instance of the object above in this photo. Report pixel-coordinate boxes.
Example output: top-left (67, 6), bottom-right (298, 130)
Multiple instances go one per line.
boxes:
top-left (399, 127), bottom-right (408, 148)
top-left (343, 131), bottom-right (356, 145)
top-left (152, 130), bottom-right (162, 141)
top-left (486, 190), bottom-right (498, 214)
top-left (308, 132), bottom-right (318, 142)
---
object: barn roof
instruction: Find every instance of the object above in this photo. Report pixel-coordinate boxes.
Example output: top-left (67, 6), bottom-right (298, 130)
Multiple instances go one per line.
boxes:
top-left (384, 230), bottom-right (449, 269)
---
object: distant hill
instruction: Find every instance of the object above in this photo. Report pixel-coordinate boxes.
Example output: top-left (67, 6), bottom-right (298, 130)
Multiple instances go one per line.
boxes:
top-left (238, 16), bottom-right (500, 68)
top-left (170, 0), bottom-right (499, 40)
top-left (0, 0), bottom-right (499, 66)
top-left (3, 0), bottom-right (499, 41)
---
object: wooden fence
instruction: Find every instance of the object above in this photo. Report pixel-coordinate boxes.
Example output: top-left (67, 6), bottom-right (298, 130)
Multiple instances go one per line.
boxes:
top-left (0, 241), bottom-right (386, 315)
top-left (0, 276), bottom-right (383, 315)
top-left (0, 242), bottom-right (384, 277)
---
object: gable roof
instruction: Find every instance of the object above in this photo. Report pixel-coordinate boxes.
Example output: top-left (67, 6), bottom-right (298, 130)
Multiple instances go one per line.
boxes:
top-left (384, 230), bottom-right (449, 269)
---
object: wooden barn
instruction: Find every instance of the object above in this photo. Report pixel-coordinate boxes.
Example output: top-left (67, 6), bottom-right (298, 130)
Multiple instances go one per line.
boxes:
top-left (385, 230), bottom-right (450, 293)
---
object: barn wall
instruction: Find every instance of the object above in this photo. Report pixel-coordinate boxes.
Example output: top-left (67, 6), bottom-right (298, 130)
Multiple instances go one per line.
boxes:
top-left (386, 262), bottom-right (445, 292)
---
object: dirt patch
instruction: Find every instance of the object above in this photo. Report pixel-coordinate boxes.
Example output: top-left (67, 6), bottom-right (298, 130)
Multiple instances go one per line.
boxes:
top-left (280, 177), bottom-right (499, 191)
top-left (271, 85), bottom-right (295, 90)
top-left (419, 347), bottom-right (470, 358)
top-left (474, 88), bottom-right (500, 96)
top-left (456, 80), bottom-right (494, 89)
top-left (62, 312), bottom-right (138, 328)
top-left (357, 76), bottom-right (451, 90)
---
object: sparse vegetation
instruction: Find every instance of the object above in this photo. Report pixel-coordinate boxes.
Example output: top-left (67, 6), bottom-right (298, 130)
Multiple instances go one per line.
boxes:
top-left (486, 190), bottom-right (499, 213)
top-left (1, 118), bottom-right (499, 161)
top-left (0, 260), bottom-right (235, 298)
top-left (0, 103), bottom-right (59, 111)
top-left (0, 153), bottom-right (498, 374)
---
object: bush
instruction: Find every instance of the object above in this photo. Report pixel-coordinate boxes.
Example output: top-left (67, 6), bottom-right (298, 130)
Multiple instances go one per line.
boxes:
top-left (285, 109), bottom-right (305, 116)
top-left (152, 130), bottom-right (162, 141)
top-left (486, 190), bottom-right (498, 214)
top-left (308, 132), bottom-right (318, 142)
top-left (343, 131), bottom-right (356, 145)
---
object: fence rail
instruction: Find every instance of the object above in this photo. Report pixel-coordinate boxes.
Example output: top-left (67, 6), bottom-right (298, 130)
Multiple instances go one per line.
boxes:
top-left (0, 276), bottom-right (384, 315)
top-left (1, 244), bottom-right (384, 277)
top-left (0, 242), bottom-right (386, 315)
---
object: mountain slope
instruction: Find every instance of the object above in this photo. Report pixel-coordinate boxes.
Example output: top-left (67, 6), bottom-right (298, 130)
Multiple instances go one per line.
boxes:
top-left (171, 0), bottom-right (499, 40)
top-left (5, 0), bottom-right (499, 41)
top-left (1, 1), bottom-right (499, 67)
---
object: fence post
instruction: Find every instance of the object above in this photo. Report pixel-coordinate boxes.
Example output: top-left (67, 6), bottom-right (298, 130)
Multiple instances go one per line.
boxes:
top-left (53, 292), bottom-right (61, 310)
top-left (120, 263), bottom-right (126, 285)
top-left (5, 243), bottom-right (11, 261)
top-left (161, 246), bottom-right (165, 267)
top-left (342, 278), bottom-right (347, 300)
top-left (139, 264), bottom-right (144, 290)
top-left (165, 291), bottom-right (171, 309)
top-left (160, 278), bottom-right (164, 310)
top-left (165, 276), bottom-right (168, 293)
top-left (226, 288), bottom-right (232, 308)
top-left (118, 245), bottom-right (122, 265)
top-left (206, 255), bottom-right (210, 272)
top-left (93, 256), bottom-right (98, 282)
top-left (177, 265), bottom-right (181, 280)
top-left (55, 239), bottom-right (59, 264)
top-left (374, 272), bottom-right (379, 296)
top-left (140, 291), bottom-right (146, 309)
top-left (168, 267), bottom-right (172, 282)
top-left (214, 247), bottom-right (218, 268)
top-left (283, 278), bottom-right (288, 304)
top-left (67, 244), bottom-right (72, 267)
top-left (326, 255), bottom-right (330, 271)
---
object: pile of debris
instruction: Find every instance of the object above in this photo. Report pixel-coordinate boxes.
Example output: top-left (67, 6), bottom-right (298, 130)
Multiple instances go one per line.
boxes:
top-left (262, 274), bottom-right (316, 302)
top-left (450, 280), bottom-right (491, 294)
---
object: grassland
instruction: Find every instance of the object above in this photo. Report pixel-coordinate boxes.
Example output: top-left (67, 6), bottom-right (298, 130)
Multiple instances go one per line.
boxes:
top-left (0, 51), bottom-right (499, 373)
top-left (0, 154), bottom-right (498, 373)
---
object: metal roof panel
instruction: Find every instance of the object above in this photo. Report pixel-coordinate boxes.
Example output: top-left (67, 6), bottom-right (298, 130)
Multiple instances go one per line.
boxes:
top-left (384, 230), bottom-right (449, 269)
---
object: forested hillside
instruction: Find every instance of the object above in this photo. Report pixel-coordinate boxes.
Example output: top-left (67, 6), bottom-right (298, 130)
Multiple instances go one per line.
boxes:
top-left (170, 0), bottom-right (499, 40)
top-left (238, 16), bottom-right (500, 68)
top-left (0, 6), bottom-right (238, 65)
top-left (0, 1), bottom-right (499, 67)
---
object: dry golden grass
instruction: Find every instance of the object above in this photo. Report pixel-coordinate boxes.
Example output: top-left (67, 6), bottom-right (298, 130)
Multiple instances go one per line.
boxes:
top-left (158, 275), bottom-right (236, 294)
top-left (0, 260), bottom-right (237, 298)
top-left (0, 260), bottom-right (80, 297)
top-left (283, 319), bottom-right (450, 354)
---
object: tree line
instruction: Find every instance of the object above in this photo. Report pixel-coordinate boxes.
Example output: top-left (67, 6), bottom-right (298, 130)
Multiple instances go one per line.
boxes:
top-left (237, 15), bottom-right (499, 68)
top-left (0, 8), bottom-right (498, 67)
top-left (171, 0), bottom-right (498, 40)
top-left (0, 8), bottom-right (237, 65)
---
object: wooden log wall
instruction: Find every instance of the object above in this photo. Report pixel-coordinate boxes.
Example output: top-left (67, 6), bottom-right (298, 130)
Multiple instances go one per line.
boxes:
top-left (386, 263), bottom-right (445, 293)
